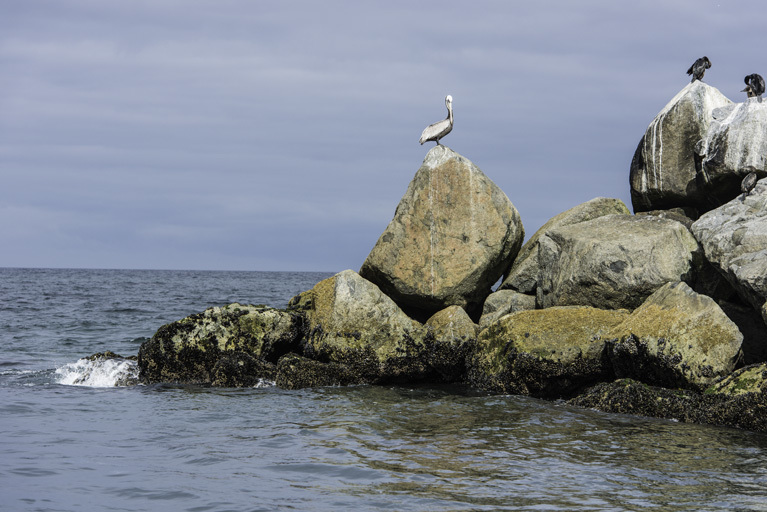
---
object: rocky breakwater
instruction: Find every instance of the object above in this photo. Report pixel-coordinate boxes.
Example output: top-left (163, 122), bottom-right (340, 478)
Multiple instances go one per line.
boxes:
top-left (138, 147), bottom-right (516, 389)
top-left (136, 134), bottom-right (767, 431)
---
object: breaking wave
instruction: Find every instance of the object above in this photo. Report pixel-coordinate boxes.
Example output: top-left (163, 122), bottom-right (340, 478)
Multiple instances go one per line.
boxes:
top-left (55, 357), bottom-right (140, 387)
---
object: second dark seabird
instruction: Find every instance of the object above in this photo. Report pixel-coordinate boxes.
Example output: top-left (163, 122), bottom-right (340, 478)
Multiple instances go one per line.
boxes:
top-left (687, 56), bottom-right (711, 82)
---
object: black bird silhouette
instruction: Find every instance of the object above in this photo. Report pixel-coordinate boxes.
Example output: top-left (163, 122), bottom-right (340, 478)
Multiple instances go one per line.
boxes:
top-left (741, 172), bottom-right (758, 199)
top-left (687, 56), bottom-right (711, 82)
top-left (742, 74), bottom-right (765, 101)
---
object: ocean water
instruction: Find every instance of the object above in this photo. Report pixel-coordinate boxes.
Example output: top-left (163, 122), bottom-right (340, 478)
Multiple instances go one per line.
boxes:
top-left (1, 268), bottom-right (767, 512)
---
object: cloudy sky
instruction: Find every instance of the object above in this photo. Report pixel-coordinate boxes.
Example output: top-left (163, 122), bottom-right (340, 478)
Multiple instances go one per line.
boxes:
top-left (2, 1), bottom-right (764, 271)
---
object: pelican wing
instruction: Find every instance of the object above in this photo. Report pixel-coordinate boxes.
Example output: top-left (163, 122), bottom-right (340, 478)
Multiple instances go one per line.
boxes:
top-left (419, 119), bottom-right (452, 145)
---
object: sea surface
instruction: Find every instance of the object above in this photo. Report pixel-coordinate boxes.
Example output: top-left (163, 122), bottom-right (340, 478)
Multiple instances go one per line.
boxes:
top-left (2, 267), bottom-right (767, 512)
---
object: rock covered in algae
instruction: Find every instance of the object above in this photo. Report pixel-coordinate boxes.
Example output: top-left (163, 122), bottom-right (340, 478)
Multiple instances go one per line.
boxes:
top-left (570, 377), bottom-right (767, 432)
top-left (706, 363), bottom-right (767, 396)
top-left (138, 303), bottom-right (301, 384)
top-left (424, 305), bottom-right (479, 381)
top-left (469, 306), bottom-right (629, 397)
top-left (607, 282), bottom-right (743, 391)
top-left (287, 269), bottom-right (430, 383)
top-left (359, 145), bottom-right (524, 319)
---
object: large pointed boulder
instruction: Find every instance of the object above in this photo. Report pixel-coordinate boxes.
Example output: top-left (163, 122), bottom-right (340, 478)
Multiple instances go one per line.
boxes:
top-left (360, 146), bottom-right (524, 319)
top-left (691, 177), bottom-right (767, 312)
top-left (630, 81), bottom-right (732, 213)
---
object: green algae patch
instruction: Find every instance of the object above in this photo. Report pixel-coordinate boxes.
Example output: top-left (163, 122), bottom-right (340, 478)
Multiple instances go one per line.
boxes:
top-left (469, 306), bottom-right (629, 397)
top-left (706, 363), bottom-right (767, 396)
top-left (289, 270), bottom-right (432, 384)
top-left (138, 303), bottom-right (303, 385)
top-left (606, 282), bottom-right (743, 391)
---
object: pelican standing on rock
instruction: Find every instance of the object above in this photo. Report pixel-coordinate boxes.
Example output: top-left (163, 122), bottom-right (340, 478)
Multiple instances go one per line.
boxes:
top-left (687, 56), bottom-right (711, 82)
top-left (741, 172), bottom-right (758, 199)
top-left (419, 95), bottom-right (453, 145)
top-left (742, 74), bottom-right (765, 101)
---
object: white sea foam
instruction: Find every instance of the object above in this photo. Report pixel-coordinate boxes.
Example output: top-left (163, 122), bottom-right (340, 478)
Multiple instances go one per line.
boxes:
top-left (55, 357), bottom-right (139, 387)
top-left (254, 379), bottom-right (276, 388)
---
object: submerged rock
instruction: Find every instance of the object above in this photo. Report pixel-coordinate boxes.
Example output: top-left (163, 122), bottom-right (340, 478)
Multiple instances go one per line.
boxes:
top-left (275, 354), bottom-right (360, 389)
top-left (537, 214), bottom-right (700, 310)
top-left (691, 177), bottom-right (767, 312)
top-left (569, 378), bottom-right (767, 432)
top-left (607, 282), bottom-right (743, 391)
top-left (500, 197), bottom-right (630, 294)
top-left (630, 81), bottom-right (732, 213)
top-left (360, 145), bottom-right (524, 319)
top-left (138, 303), bottom-right (301, 385)
top-left (469, 306), bottom-right (629, 397)
top-left (288, 270), bottom-right (430, 384)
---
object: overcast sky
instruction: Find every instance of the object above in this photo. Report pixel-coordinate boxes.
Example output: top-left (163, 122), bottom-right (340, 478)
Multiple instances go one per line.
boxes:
top-left (2, 1), bottom-right (764, 271)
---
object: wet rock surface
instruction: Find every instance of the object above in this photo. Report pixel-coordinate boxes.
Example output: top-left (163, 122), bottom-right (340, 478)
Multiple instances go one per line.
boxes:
top-left (138, 304), bottom-right (302, 385)
top-left (569, 376), bottom-right (767, 433)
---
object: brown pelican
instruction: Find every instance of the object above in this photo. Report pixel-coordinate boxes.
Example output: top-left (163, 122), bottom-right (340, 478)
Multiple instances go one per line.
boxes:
top-left (742, 74), bottom-right (765, 101)
top-left (419, 95), bottom-right (453, 145)
top-left (687, 56), bottom-right (711, 82)
top-left (741, 172), bottom-right (758, 199)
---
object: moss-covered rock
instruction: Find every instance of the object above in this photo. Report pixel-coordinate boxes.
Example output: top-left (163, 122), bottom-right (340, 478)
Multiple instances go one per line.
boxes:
top-left (569, 379), bottom-right (699, 421)
top-left (138, 303), bottom-right (302, 385)
top-left (288, 270), bottom-right (430, 384)
top-left (570, 377), bottom-right (767, 432)
top-left (275, 354), bottom-right (361, 389)
top-left (607, 282), bottom-right (743, 391)
top-left (706, 363), bottom-right (767, 396)
top-left (469, 306), bottom-right (629, 397)
top-left (424, 305), bottom-right (478, 381)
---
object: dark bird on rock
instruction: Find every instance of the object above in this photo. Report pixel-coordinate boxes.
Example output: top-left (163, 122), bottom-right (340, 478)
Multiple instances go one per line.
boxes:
top-left (741, 172), bottom-right (758, 199)
top-left (419, 95), bottom-right (453, 145)
top-left (742, 74), bottom-right (765, 101)
top-left (687, 56), bottom-right (711, 82)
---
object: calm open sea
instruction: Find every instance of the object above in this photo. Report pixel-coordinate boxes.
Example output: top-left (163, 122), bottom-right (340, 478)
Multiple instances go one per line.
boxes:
top-left (1, 267), bottom-right (767, 511)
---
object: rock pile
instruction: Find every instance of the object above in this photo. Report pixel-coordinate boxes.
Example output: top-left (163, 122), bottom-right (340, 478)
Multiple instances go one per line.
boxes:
top-left (136, 84), bottom-right (767, 432)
